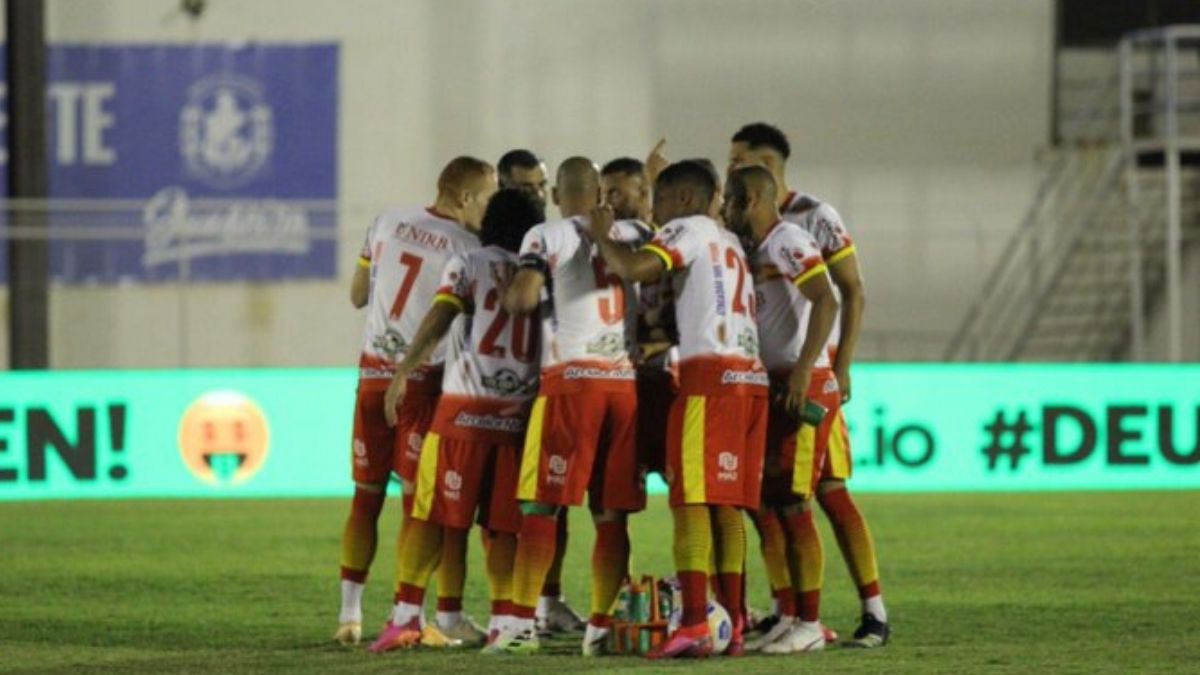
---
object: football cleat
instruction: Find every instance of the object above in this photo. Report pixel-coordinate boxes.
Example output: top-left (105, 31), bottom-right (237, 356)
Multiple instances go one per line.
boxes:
top-left (332, 621), bottom-right (362, 646)
top-left (846, 613), bottom-right (890, 648)
top-left (439, 616), bottom-right (487, 645)
top-left (822, 623), bottom-right (839, 644)
top-left (745, 615), bottom-right (793, 652)
top-left (417, 623), bottom-right (463, 648)
top-left (581, 623), bottom-right (610, 656)
top-left (485, 625), bottom-right (540, 655)
top-left (368, 620), bottom-right (422, 653)
top-left (762, 621), bottom-right (825, 654)
top-left (646, 622), bottom-right (712, 660)
top-left (724, 614), bottom-right (745, 657)
top-left (536, 596), bottom-right (586, 635)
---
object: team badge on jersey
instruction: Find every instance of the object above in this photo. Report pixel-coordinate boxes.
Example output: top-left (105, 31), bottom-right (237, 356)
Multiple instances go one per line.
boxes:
top-left (481, 368), bottom-right (535, 396)
top-left (586, 333), bottom-right (626, 357)
top-left (372, 329), bottom-right (407, 360)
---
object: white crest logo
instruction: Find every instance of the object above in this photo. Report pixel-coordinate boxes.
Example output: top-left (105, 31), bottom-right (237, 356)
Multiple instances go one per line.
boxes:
top-left (548, 455), bottom-right (568, 476)
top-left (718, 452), bottom-right (739, 472)
top-left (353, 439), bottom-right (366, 457)
top-left (444, 470), bottom-right (463, 491)
top-left (180, 74), bottom-right (273, 189)
top-left (408, 433), bottom-right (423, 453)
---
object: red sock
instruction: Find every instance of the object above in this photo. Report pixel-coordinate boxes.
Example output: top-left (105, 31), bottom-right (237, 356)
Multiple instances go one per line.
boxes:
top-left (716, 572), bottom-right (743, 627)
top-left (395, 583), bottom-right (424, 606)
top-left (679, 570), bottom-right (708, 628)
top-left (774, 587), bottom-right (797, 617)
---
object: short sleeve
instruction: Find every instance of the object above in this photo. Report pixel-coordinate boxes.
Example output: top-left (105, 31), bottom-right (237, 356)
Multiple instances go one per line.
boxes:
top-left (611, 219), bottom-right (655, 247)
top-left (811, 204), bottom-right (855, 263)
top-left (433, 254), bottom-right (472, 313)
top-left (770, 226), bottom-right (827, 287)
top-left (518, 224), bottom-right (550, 274)
top-left (642, 220), bottom-right (700, 272)
top-left (357, 220), bottom-right (376, 268)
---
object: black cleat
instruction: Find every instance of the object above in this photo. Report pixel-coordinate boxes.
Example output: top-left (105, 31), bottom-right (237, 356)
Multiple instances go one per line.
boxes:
top-left (846, 612), bottom-right (889, 648)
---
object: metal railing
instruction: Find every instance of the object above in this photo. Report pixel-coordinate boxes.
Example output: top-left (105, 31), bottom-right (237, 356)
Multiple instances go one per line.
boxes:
top-left (946, 25), bottom-right (1200, 361)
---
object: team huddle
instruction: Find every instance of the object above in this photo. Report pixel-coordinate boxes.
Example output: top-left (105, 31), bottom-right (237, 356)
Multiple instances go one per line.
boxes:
top-left (335, 123), bottom-right (889, 659)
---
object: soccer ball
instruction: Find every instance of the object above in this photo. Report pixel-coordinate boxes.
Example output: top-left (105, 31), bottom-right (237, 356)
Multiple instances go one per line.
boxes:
top-left (667, 598), bottom-right (734, 654)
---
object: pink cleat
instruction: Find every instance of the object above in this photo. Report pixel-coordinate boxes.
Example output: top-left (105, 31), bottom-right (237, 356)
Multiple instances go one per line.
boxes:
top-left (368, 619), bottom-right (422, 653)
top-left (646, 622), bottom-right (713, 660)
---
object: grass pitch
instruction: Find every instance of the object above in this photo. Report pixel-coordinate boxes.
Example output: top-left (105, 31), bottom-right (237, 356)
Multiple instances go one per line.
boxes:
top-left (2, 492), bottom-right (1197, 674)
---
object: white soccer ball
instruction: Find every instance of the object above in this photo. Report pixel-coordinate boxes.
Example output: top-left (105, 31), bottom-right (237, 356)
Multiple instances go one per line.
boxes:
top-left (667, 598), bottom-right (734, 654)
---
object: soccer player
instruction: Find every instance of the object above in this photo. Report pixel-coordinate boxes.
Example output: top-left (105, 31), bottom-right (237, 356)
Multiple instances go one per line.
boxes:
top-left (603, 158), bottom-right (674, 478)
top-left (499, 148), bottom-right (585, 635)
top-left (590, 160), bottom-right (768, 659)
top-left (724, 166), bottom-right (839, 653)
top-left (490, 157), bottom-right (651, 655)
top-left (498, 149), bottom-right (550, 216)
top-left (372, 189), bottom-right (543, 651)
top-left (729, 122), bottom-right (889, 647)
top-left (334, 156), bottom-right (495, 647)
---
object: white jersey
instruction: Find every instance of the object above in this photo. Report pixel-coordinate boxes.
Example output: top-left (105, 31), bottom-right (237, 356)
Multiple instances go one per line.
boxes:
top-left (517, 216), bottom-right (653, 392)
top-left (428, 246), bottom-right (540, 445)
top-left (642, 215), bottom-right (766, 396)
top-left (357, 206), bottom-right (480, 387)
top-left (780, 192), bottom-right (856, 361)
top-left (750, 220), bottom-right (831, 373)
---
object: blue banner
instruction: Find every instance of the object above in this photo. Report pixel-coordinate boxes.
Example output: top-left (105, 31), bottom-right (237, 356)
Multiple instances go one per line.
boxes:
top-left (1, 43), bottom-right (339, 282)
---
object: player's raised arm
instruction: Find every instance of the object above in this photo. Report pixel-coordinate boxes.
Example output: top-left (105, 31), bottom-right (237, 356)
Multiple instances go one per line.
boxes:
top-left (502, 268), bottom-right (544, 315)
top-left (587, 204), bottom-right (665, 283)
top-left (827, 252), bottom-right (865, 401)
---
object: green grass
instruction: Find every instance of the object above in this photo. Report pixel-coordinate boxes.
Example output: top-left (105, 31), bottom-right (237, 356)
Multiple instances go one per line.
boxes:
top-left (2, 492), bottom-right (1198, 674)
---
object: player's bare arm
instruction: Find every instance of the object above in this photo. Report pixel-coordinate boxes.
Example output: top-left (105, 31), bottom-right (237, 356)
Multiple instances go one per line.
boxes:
top-left (587, 205), bottom-right (665, 283)
top-left (787, 272), bottom-right (840, 414)
top-left (350, 261), bottom-right (370, 308)
top-left (828, 253), bottom-right (865, 402)
top-left (645, 138), bottom-right (669, 185)
top-left (502, 268), bottom-right (544, 315)
top-left (383, 300), bottom-right (460, 427)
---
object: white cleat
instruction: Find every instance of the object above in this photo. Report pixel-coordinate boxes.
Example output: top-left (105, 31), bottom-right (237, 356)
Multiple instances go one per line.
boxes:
top-left (333, 621), bottom-right (362, 646)
top-left (762, 621), bottom-right (826, 654)
top-left (536, 596), bottom-right (586, 635)
top-left (746, 615), bottom-right (793, 652)
top-left (439, 616), bottom-right (488, 645)
top-left (581, 623), bottom-right (610, 656)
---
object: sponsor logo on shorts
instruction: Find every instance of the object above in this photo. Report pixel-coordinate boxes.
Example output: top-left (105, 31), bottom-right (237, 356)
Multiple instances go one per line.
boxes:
top-left (353, 438), bottom-right (368, 468)
top-left (822, 377), bottom-right (839, 395)
top-left (563, 366), bottom-right (636, 381)
top-left (453, 412), bottom-right (525, 433)
top-left (720, 370), bottom-right (769, 387)
top-left (443, 470), bottom-right (462, 502)
top-left (717, 451), bottom-right (739, 483)
top-left (407, 433), bottom-right (423, 460)
top-left (547, 454), bottom-right (569, 486)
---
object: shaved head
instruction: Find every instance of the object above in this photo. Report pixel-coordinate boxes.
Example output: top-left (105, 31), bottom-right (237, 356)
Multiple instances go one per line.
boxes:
top-left (728, 165), bottom-right (777, 206)
top-left (556, 156), bottom-right (601, 195)
top-left (552, 156), bottom-right (602, 217)
top-left (435, 155), bottom-right (498, 231)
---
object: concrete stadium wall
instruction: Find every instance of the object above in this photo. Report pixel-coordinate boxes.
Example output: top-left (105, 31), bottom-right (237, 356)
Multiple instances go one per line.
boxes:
top-left (1, 0), bottom-right (1053, 367)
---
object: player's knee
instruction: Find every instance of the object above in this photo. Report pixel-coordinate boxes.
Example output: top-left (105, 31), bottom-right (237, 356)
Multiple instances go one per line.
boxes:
top-left (520, 502), bottom-right (558, 517)
top-left (354, 480), bottom-right (386, 494)
top-left (818, 478), bottom-right (846, 495)
top-left (590, 508), bottom-right (626, 524)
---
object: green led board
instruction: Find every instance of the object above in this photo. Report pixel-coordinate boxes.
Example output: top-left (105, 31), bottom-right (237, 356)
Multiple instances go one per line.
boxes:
top-left (0, 366), bottom-right (1196, 500)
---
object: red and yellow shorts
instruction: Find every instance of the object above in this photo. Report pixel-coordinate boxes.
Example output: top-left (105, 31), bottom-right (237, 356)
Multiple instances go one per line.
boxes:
top-left (517, 384), bottom-right (644, 512)
top-left (351, 369), bottom-right (441, 485)
top-left (762, 369), bottom-right (851, 505)
top-left (664, 393), bottom-right (768, 509)
top-left (409, 431), bottom-right (522, 534)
